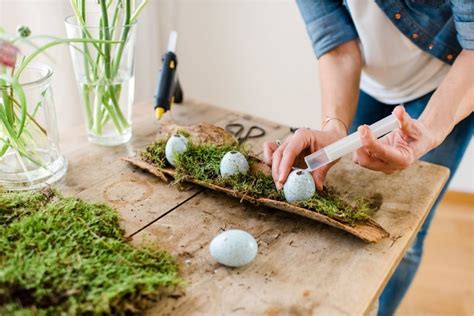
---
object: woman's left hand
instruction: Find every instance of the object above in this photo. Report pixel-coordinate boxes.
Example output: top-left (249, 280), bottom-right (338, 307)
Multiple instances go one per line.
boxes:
top-left (353, 105), bottom-right (437, 174)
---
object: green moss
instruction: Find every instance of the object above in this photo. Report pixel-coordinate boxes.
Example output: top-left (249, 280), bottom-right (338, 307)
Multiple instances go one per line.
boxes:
top-left (215, 172), bottom-right (285, 201)
top-left (174, 142), bottom-right (242, 182)
top-left (176, 129), bottom-right (191, 137)
top-left (141, 140), bottom-right (380, 225)
top-left (299, 189), bottom-right (372, 224)
top-left (0, 189), bottom-right (181, 315)
top-left (141, 140), bottom-right (167, 168)
top-left (0, 189), bottom-right (54, 225)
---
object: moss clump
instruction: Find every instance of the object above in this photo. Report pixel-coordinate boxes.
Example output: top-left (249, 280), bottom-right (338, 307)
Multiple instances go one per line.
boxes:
top-left (0, 189), bottom-right (181, 315)
top-left (141, 140), bottom-right (379, 224)
top-left (174, 142), bottom-right (242, 182)
top-left (0, 189), bottom-right (54, 225)
top-left (216, 172), bottom-right (285, 201)
top-left (141, 140), bottom-right (167, 168)
top-left (299, 189), bottom-right (372, 223)
top-left (176, 129), bottom-right (191, 137)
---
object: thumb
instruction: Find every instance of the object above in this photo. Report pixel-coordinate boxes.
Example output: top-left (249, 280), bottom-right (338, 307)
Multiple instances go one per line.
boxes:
top-left (393, 106), bottom-right (420, 140)
top-left (311, 163), bottom-right (333, 191)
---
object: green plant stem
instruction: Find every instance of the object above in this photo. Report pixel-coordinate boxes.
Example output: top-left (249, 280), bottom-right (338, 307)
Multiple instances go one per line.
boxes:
top-left (79, 0), bottom-right (92, 83)
top-left (82, 84), bottom-right (93, 129)
top-left (13, 38), bottom-right (121, 81)
top-left (69, 0), bottom-right (109, 59)
top-left (10, 96), bottom-right (47, 135)
top-left (99, 0), bottom-right (112, 80)
top-left (68, 0), bottom-right (149, 137)
top-left (108, 84), bottom-right (128, 128)
top-left (93, 85), bottom-right (104, 134)
top-left (112, 0), bottom-right (131, 77)
top-left (131, 0), bottom-right (149, 22)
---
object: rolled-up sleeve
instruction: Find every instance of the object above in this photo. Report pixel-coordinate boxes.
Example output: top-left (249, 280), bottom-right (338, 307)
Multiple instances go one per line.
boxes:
top-left (451, 0), bottom-right (474, 50)
top-left (296, 0), bottom-right (358, 58)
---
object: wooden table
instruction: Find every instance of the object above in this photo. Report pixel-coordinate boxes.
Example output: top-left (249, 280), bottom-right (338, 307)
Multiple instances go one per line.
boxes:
top-left (58, 100), bottom-right (449, 316)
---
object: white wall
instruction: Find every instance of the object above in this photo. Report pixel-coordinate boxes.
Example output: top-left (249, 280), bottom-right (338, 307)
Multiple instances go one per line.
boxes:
top-left (160, 0), bottom-right (323, 130)
top-left (1, 0), bottom-right (472, 192)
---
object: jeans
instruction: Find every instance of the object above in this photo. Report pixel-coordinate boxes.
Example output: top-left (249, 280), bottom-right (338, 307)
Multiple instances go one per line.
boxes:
top-left (349, 90), bottom-right (474, 316)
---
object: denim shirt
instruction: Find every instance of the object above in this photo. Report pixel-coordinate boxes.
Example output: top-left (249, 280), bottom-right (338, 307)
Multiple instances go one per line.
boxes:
top-left (296, 0), bottom-right (474, 65)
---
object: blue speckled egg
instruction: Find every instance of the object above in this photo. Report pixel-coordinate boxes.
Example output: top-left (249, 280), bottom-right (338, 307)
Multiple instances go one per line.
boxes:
top-left (283, 169), bottom-right (315, 203)
top-left (219, 151), bottom-right (249, 177)
top-left (209, 229), bottom-right (258, 267)
top-left (165, 134), bottom-right (189, 166)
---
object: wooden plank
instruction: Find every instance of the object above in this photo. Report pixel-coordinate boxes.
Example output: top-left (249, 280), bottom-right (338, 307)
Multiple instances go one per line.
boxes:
top-left (58, 101), bottom-right (231, 196)
top-left (57, 99), bottom-right (449, 314)
top-left (59, 100), bottom-right (291, 236)
top-left (131, 157), bottom-right (448, 315)
top-left (58, 101), bottom-right (231, 236)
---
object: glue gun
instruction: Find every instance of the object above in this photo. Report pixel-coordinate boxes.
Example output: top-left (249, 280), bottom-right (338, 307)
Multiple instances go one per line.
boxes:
top-left (154, 31), bottom-right (184, 120)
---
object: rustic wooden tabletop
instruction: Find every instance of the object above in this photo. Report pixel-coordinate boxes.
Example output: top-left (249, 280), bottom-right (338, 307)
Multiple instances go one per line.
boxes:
top-left (58, 100), bottom-right (449, 316)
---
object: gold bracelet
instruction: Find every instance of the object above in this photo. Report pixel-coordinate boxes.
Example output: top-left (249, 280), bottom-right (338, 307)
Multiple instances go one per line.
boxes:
top-left (322, 117), bottom-right (349, 134)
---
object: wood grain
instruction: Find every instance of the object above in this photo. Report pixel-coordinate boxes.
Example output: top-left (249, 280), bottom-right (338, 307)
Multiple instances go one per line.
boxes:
top-left (131, 157), bottom-right (449, 316)
top-left (59, 100), bottom-right (290, 236)
top-left (58, 100), bottom-right (450, 315)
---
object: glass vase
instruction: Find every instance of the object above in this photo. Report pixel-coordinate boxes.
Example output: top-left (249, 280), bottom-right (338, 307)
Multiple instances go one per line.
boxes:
top-left (0, 63), bottom-right (67, 190)
top-left (65, 14), bottom-right (136, 146)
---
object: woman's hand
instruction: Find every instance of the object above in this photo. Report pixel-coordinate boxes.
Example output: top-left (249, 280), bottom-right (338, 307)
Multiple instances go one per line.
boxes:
top-left (263, 123), bottom-right (347, 191)
top-left (353, 106), bottom-right (437, 173)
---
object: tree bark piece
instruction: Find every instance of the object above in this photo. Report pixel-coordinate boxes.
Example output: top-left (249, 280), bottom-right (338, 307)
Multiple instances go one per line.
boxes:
top-left (123, 122), bottom-right (389, 243)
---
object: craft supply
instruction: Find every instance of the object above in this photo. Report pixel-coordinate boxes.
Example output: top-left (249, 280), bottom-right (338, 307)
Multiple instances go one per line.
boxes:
top-left (209, 229), bottom-right (258, 267)
top-left (165, 134), bottom-right (188, 166)
top-left (154, 31), bottom-right (183, 120)
top-left (220, 151), bottom-right (249, 177)
top-left (304, 114), bottom-right (400, 171)
top-left (225, 123), bottom-right (265, 144)
top-left (283, 169), bottom-right (316, 203)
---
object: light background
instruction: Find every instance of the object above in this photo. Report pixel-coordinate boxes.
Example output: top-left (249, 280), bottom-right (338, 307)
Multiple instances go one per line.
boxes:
top-left (0, 0), bottom-right (472, 192)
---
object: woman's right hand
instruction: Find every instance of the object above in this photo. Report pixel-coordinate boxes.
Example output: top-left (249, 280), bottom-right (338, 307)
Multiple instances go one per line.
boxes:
top-left (263, 123), bottom-right (347, 191)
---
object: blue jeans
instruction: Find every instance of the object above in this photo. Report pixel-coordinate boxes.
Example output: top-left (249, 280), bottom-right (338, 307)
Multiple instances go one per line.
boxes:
top-left (349, 90), bottom-right (473, 316)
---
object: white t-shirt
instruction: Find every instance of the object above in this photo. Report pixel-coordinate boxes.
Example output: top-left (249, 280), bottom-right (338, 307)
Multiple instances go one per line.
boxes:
top-left (346, 1), bottom-right (450, 104)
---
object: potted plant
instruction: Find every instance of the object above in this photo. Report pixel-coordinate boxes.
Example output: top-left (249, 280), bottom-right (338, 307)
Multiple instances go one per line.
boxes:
top-left (0, 26), bottom-right (119, 190)
top-left (65, 0), bottom-right (149, 146)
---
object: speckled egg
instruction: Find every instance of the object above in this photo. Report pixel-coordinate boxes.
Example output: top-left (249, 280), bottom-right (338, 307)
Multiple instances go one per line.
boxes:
top-left (219, 151), bottom-right (249, 177)
top-left (165, 134), bottom-right (189, 166)
top-left (209, 229), bottom-right (258, 267)
top-left (283, 169), bottom-right (316, 203)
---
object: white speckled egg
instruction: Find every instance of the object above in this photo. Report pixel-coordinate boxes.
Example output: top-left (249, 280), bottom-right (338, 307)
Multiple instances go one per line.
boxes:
top-left (209, 229), bottom-right (258, 267)
top-left (219, 151), bottom-right (249, 177)
top-left (165, 134), bottom-right (189, 166)
top-left (283, 169), bottom-right (316, 203)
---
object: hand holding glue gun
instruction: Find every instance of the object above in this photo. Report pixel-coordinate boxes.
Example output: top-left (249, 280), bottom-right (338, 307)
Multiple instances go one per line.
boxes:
top-left (264, 106), bottom-right (437, 191)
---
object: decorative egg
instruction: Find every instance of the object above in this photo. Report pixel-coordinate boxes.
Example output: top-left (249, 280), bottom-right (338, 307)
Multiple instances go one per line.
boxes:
top-left (220, 151), bottom-right (249, 177)
top-left (209, 229), bottom-right (258, 267)
top-left (283, 169), bottom-right (316, 203)
top-left (165, 134), bottom-right (189, 166)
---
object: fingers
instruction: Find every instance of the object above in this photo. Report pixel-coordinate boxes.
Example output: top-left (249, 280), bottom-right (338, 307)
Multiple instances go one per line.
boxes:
top-left (393, 106), bottom-right (420, 140)
top-left (277, 132), bottom-right (309, 186)
top-left (263, 141), bottom-right (278, 165)
top-left (353, 149), bottom-right (397, 174)
top-left (358, 125), bottom-right (411, 169)
top-left (312, 163), bottom-right (332, 191)
top-left (271, 140), bottom-right (289, 189)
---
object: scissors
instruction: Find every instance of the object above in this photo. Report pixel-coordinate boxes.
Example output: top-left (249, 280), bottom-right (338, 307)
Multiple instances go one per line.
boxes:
top-left (225, 123), bottom-right (266, 143)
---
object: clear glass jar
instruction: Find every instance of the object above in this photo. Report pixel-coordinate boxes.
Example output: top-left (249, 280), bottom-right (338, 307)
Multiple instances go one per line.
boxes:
top-left (0, 63), bottom-right (67, 190)
top-left (65, 14), bottom-right (137, 146)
